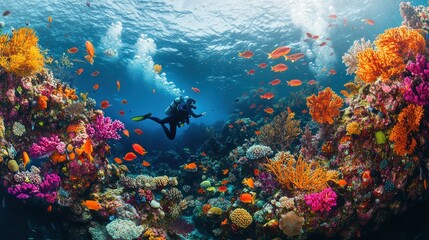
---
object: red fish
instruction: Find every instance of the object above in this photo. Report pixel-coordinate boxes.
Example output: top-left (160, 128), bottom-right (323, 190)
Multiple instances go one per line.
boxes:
top-left (264, 107), bottom-right (274, 114)
top-left (142, 161), bottom-right (151, 167)
top-left (306, 32), bottom-right (314, 38)
top-left (91, 71), bottom-right (99, 77)
top-left (312, 35), bottom-right (320, 40)
top-left (249, 103), bottom-right (256, 109)
top-left (319, 42), bottom-right (327, 47)
top-left (269, 79), bottom-right (281, 86)
top-left (258, 63), bottom-right (267, 68)
top-left (329, 69), bottom-right (337, 75)
top-left (285, 53), bottom-right (305, 62)
top-left (132, 143), bottom-right (147, 156)
top-left (287, 79), bottom-right (302, 87)
top-left (119, 110), bottom-right (125, 116)
top-left (134, 128), bottom-right (143, 135)
top-left (76, 68), bottom-right (84, 75)
top-left (100, 100), bottom-right (110, 109)
top-left (192, 87), bottom-right (200, 93)
top-left (307, 79), bottom-right (317, 85)
top-left (364, 18), bottom-right (375, 25)
top-left (93, 84), bottom-right (99, 91)
top-left (328, 14), bottom-right (337, 19)
top-left (121, 99), bottom-right (128, 104)
top-left (271, 64), bottom-right (288, 72)
top-left (260, 92), bottom-right (274, 100)
top-left (247, 69), bottom-right (255, 75)
top-left (238, 50), bottom-right (254, 59)
top-left (67, 47), bottom-right (78, 54)
top-left (268, 46), bottom-right (291, 59)
top-left (123, 152), bottom-right (137, 161)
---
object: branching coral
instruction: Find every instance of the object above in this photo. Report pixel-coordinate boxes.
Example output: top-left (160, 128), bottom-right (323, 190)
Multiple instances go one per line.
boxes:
top-left (306, 87), bottom-right (343, 124)
top-left (0, 28), bottom-right (45, 76)
top-left (354, 27), bottom-right (425, 83)
top-left (258, 112), bottom-right (302, 151)
top-left (402, 54), bottom-right (429, 105)
top-left (389, 104), bottom-right (424, 156)
top-left (342, 38), bottom-right (373, 75)
top-left (264, 152), bottom-right (339, 192)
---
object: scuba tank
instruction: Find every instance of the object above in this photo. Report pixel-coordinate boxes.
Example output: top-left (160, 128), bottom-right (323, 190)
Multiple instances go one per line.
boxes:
top-left (165, 96), bottom-right (182, 115)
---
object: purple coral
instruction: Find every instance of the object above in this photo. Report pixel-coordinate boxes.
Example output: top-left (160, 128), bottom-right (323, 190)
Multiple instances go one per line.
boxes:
top-left (86, 114), bottom-right (125, 141)
top-left (257, 171), bottom-right (278, 195)
top-left (402, 54), bottom-right (429, 105)
top-left (304, 188), bottom-right (337, 213)
top-left (29, 134), bottom-right (66, 158)
top-left (166, 218), bottom-right (194, 236)
top-left (8, 173), bottom-right (61, 204)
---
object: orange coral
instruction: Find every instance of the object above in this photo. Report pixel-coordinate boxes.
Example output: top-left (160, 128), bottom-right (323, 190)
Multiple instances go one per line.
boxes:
top-left (306, 87), bottom-right (343, 124)
top-left (66, 121), bottom-right (85, 134)
top-left (264, 152), bottom-right (339, 192)
top-left (355, 27), bottom-right (425, 83)
top-left (389, 104), bottom-right (424, 156)
top-left (52, 84), bottom-right (78, 100)
top-left (37, 95), bottom-right (48, 110)
top-left (0, 28), bottom-right (44, 76)
top-left (202, 204), bottom-right (211, 215)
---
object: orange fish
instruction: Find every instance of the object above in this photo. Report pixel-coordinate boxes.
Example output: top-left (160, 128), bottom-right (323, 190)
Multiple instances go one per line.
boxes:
top-left (142, 161), bottom-right (151, 167)
top-left (47, 205), bottom-right (52, 212)
top-left (260, 92), bottom-right (274, 100)
top-left (287, 107), bottom-right (293, 114)
top-left (132, 143), bottom-right (147, 156)
top-left (258, 63), bottom-right (267, 68)
top-left (271, 63), bottom-right (288, 72)
top-left (221, 179), bottom-right (228, 185)
top-left (238, 50), bottom-right (254, 59)
top-left (221, 218), bottom-right (228, 226)
top-left (76, 68), bottom-right (84, 75)
top-left (328, 14), bottom-right (337, 19)
top-left (85, 40), bottom-right (95, 64)
top-left (340, 90), bottom-right (350, 98)
top-left (123, 152), bottom-right (137, 161)
top-left (121, 99), bottom-right (128, 104)
top-left (285, 53), bottom-right (305, 62)
top-left (48, 16), bottom-right (53, 23)
top-left (301, 109), bottom-right (308, 114)
top-left (268, 46), bottom-right (291, 59)
top-left (222, 169), bottom-right (229, 175)
top-left (364, 18), bottom-right (375, 25)
top-left (287, 79), bottom-right (302, 87)
top-left (192, 87), bottom-right (200, 93)
top-left (329, 69), bottom-right (337, 75)
top-left (119, 110), bottom-right (125, 116)
top-left (22, 151), bottom-right (30, 170)
top-left (114, 157), bottom-right (122, 164)
top-left (242, 178), bottom-right (254, 188)
top-left (134, 128), bottom-right (143, 135)
top-left (337, 179), bottom-right (347, 187)
top-left (269, 79), bottom-right (281, 86)
top-left (307, 79), bottom-right (317, 85)
top-left (153, 64), bottom-right (162, 73)
top-left (100, 100), bottom-right (110, 109)
top-left (264, 107), bottom-right (274, 114)
top-left (82, 138), bottom-right (93, 155)
top-left (116, 80), bottom-right (121, 91)
top-left (67, 47), bottom-right (78, 54)
top-left (218, 186), bottom-right (228, 193)
top-left (93, 84), bottom-right (99, 91)
top-left (123, 129), bottom-right (130, 137)
top-left (255, 130), bottom-right (261, 135)
top-left (183, 162), bottom-right (197, 170)
top-left (253, 169), bottom-right (260, 176)
top-left (82, 200), bottom-right (102, 211)
top-left (91, 71), bottom-right (100, 77)
top-left (239, 193), bottom-right (255, 204)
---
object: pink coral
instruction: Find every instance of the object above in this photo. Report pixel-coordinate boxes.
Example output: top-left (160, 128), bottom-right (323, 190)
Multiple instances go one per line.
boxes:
top-left (29, 134), bottom-right (65, 158)
top-left (304, 188), bottom-right (337, 213)
top-left (86, 114), bottom-right (125, 141)
top-left (7, 173), bottom-right (60, 204)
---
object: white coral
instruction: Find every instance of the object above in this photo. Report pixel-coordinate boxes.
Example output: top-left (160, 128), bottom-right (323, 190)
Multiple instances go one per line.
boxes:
top-left (342, 38), bottom-right (373, 75)
top-left (106, 219), bottom-right (144, 240)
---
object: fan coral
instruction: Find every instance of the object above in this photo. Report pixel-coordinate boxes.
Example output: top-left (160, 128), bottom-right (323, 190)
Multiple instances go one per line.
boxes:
top-left (374, 27), bottom-right (425, 59)
top-left (229, 208), bottom-right (253, 228)
top-left (402, 54), bottom-right (429, 105)
top-left (258, 112), bottom-right (302, 151)
top-left (342, 38), bottom-right (373, 75)
top-left (389, 104), bottom-right (424, 156)
top-left (264, 152), bottom-right (339, 192)
top-left (346, 122), bottom-right (361, 135)
top-left (306, 87), bottom-right (343, 124)
top-left (245, 144), bottom-right (273, 160)
top-left (0, 28), bottom-right (44, 76)
top-left (304, 188), bottom-right (337, 213)
top-left (279, 211), bottom-right (304, 237)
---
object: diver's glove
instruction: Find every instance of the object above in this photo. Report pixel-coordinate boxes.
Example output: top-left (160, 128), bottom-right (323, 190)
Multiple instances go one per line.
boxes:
top-left (131, 113), bottom-right (152, 121)
top-left (201, 112), bottom-right (207, 116)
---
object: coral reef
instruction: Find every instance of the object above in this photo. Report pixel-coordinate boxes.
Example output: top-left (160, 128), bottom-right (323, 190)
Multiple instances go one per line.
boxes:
top-left (304, 188), bottom-right (337, 213)
top-left (306, 87), bottom-right (343, 124)
top-left (245, 144), bottom-right (273, 160)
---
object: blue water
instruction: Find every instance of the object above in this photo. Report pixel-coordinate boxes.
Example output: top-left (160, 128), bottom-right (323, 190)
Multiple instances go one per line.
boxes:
top-left (0, 0), bottom-right (423, 152)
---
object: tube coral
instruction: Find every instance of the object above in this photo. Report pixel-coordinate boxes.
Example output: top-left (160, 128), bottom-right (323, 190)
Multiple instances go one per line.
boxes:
top-left (0, 28), bottom-right (45, 76)
top-left (264, 152), bottom-right (339, 192)
top-left (306, 87), bottom-right (343, 124)
top-left (389, 104), bottom-right (424, 156)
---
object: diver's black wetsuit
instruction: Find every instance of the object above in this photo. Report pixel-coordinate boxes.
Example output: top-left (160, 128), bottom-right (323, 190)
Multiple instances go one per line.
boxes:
top-left (146, 109), bottom-right (203, 140)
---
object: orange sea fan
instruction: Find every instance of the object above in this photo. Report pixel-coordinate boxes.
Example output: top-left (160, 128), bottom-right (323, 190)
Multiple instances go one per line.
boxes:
top-left (374, 27), bottom-right (426, 59)
top-left (355, 48), bottom-right (381, 83)
top-left (389, 104), bottom-right (424, 156)
top-left (306, 87), bottom-right (343, 124)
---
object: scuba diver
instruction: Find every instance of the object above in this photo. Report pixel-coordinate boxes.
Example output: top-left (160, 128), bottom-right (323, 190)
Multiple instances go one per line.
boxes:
top-left (131, 96), bottom-right (206, 140)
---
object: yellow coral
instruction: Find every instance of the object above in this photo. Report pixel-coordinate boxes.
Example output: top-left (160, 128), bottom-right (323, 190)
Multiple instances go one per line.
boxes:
top-left (0, 28), bottom-right (44, 76)
top-left (229, 208), bottom-right (253, 228)
top-left (346, 122), bottom-right (361, 135)
top-left (207, 207), bottom-right (223, 215)
top-left (306, 87), bottom-right (343, 124)
top-left (264, 152), bottom-right (339, 192)
top-left (389, 104), bottom-right (424, 156)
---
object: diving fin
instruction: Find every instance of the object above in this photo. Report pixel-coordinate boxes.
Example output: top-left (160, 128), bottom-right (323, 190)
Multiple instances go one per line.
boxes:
top-left (131, 113), bottom-right (152, 122)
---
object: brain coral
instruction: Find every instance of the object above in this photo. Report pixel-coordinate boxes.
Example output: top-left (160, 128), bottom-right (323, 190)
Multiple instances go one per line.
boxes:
top-left (229, 208), bottom-right (253, 228)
